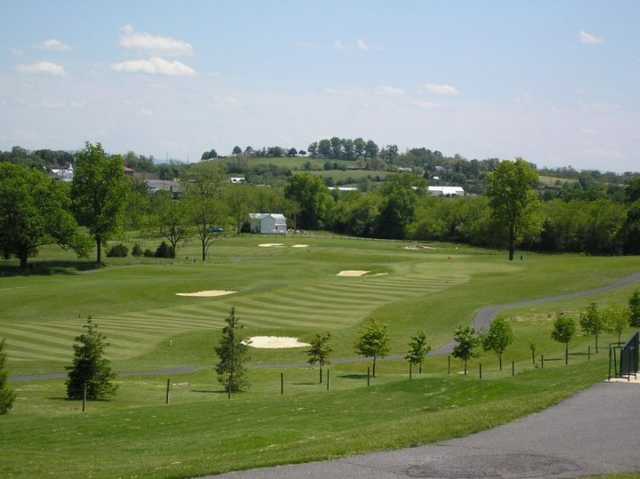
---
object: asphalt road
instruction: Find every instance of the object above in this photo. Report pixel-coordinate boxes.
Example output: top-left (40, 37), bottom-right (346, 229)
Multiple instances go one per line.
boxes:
top-left (11, 271), bottom-right (640, 383)
top-left (206, 382), bottom-right (640, 479)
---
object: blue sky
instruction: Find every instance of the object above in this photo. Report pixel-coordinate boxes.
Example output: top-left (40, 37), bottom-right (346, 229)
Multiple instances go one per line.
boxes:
top-left (1, 1), bottom-right (638, 170)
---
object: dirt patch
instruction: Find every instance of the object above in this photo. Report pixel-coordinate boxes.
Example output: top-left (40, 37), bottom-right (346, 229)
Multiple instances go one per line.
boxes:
top-left (337, 270), bottom-right (370, 277)
top-left (176, 290), bottom-right (237, 298)
top-left (243, 336), bottom-right (310, 349)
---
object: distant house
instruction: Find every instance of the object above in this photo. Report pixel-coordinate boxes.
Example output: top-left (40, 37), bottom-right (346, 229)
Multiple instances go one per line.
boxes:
top-left (328, 186), bottom-right (358, 192)
top-left (397, 167), bottom-right (413, 173)
top-left (124, 166), bottom-right (135, 177)
top-left (249, 213), bottom-right (287, 234)
top-left (51, 165), bottom-right (74, 182)
top-left (146, 179), bottom-right (183, 197)
top-left (230, 176), bottom-right (246, 184)
top-left (428, 186), bottom-right (465, 197)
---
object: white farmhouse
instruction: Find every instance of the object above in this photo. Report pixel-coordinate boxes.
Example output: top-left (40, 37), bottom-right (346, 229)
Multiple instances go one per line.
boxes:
top-left (249, 213), bottom-right (287, 234)
top-left (428, 186), bottom-right (465, 197)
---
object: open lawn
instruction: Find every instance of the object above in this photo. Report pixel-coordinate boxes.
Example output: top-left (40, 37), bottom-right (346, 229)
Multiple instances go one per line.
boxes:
top-left (1, 234), bottom-right (640, 478)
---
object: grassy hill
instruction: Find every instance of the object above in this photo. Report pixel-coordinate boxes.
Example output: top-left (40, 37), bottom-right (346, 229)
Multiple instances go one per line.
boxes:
top-left (1, 235), bottom-right (639, 477)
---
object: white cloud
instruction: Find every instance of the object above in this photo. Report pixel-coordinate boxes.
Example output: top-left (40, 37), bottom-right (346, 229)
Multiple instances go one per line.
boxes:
top-left (579, 30), bottom-right (604, 45)
top-left (423, 83), bottom-right (460, 96)
top-left (334, 40), bottom-right (344, 50)
top-left (375, 85), bottom-right (404, 96)
top-left (39, 39), bottom-right (71, 51)
top-left (356, 39), bottom-right (369, 51)
top-left (111, 57), bottom-right (196, 76)
top-left (16, 61), bottom-right (66, 76)
top-left (119, 25), bottom-right (193, 56)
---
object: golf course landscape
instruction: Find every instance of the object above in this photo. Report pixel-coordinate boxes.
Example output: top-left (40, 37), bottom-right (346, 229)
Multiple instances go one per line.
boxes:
top-left (2, 234), bottom-right (639, 478)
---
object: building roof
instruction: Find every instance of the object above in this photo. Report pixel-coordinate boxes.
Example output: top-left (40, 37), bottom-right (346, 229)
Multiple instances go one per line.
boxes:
top-left (250, 213), bottom-right (286, 222)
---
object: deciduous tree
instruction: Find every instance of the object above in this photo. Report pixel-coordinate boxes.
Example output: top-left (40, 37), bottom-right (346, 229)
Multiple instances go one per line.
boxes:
top-left (551, 314), bottom-right (576, 364)
top-left (354, 319), bottom-right (389, 377)
top-left (629, 290), bottom-right (640, 327)
top-left (579, 303), bottom-right (605, 352)
top-left (71, 142), bottom-right (127, 265)
top-left (0, 163), bottom-right (89, 268)
top-left (487, 159), bottom-right (542, 260)
top-left (452, 326), bottom-right (480, 375)
top-left (482, 318), bottom-right (514, 370)
top-left (405, 330), bottom-right (431, 374)
top-left (306, 332), bottom-right (332, 383)
top-left (604, 305), bottom-right (630, 344)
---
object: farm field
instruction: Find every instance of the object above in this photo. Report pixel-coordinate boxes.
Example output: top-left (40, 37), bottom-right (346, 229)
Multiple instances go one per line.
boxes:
top-left (1, 234), bottom-right (640, 478)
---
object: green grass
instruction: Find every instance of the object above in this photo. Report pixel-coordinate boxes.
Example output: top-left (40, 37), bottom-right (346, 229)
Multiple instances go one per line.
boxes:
top-left (2, 234), bottom-right (640, 477)
top-left (1, 359), bottom-right (610, 479)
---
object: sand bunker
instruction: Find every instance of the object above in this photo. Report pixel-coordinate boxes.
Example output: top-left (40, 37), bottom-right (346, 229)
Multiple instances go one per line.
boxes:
top-left (369, 272), bottom-right (388, 277)
top-left (337, 270), bottom-right (370, 277)
top-left (176, 290), bottom-right (237, 298)
top-left (243, 336), bottom-right (310, 349)
top-left (404, 244), bottom-right (437, 251)
top-left (292, 244), bottom-right (309, 248)
top-left (258, 243), bottom-right (284, 247)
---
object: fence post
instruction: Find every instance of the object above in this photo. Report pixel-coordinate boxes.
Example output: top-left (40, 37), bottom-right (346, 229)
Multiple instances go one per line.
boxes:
top-left (447, 355), bottom-right (451, 375)
top-left (608, 346), bottom-right (612, 380)
top-left (326, 369), bottom-right (330, 391)
top-left (367, 366), bottom-right (370, 387)
top-left (541, 354), bottom-right (544, 369)
top-left (319, 367), bottom-right (323, 384)
top-left (280, 372), bottom-right (284, 395)
top-left (479, 362), bottom-right (482, 380)
top-left (512, 360), bottom-right (515, 377)
top-left (82, 382), bottom-right (87, 413)
top-left (165, 378), bottom-right (171, 404)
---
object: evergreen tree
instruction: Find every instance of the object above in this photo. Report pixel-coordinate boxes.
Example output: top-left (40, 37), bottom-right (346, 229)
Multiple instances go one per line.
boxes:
top-left (306, 332), bottom-right (332, 383)
top-left (0, 339), bottom-right (16, 414)
top-left (579, 303), bottom-right (605, 352)
top-left (452, 326), bottom-right (480, 375)
top-left (66, 319), bottom-right (117, 400)
top-left (629, 290), bottom-right (640, 327)
top-left (482, 318), bottom-right (514, 370)
top-left (215, 307), bottom-right (249, 394)
top-left (405, 330), bottom-right (431, 374)
top-left (354, 319), bottom-right (389, 377)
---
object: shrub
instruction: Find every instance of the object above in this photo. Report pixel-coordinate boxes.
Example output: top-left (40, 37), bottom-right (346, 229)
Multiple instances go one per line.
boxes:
top-left (154, 241), bottom-right (174, 258)
top-left (106, 243), bottom-right (128, 258)
top-left (131, 243), bottom-right (143, 257)
top-left (143, 249), bottom-right (154, 257)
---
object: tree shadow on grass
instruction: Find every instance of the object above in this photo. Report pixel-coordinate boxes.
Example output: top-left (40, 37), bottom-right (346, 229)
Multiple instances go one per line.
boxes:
top-left (338, 374), bottom-right (368, 380)
top-left (191, 388), bottom-right (228, 394)
top-left (291, 382), bottom-right (319, 386)
top-left (0, 260), bottom-right (98, 277)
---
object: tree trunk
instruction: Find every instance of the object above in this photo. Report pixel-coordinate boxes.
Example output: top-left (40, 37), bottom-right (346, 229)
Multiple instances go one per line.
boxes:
top-left (499, 353), bottom-right (503, 371)
top-left (595, 334), bottom-right (599, 353)
top-left (565, 343), bottom-right (569, 365)
top-left (19, 253), bottom-right (28, 269)
top-left (201, 239), bottom-right (206, 262)
top-left (319, 366), bottom-right (323, 384)
top-left (419, 362), bottom-right (422, 374)
top-left (96, 237), bottom-right (102, 265)
top-left (464, 358), bottom-right (468, 375)
top-left (372, 354), bottom-right (377, 378)
top-left (508, 224), bottom-right (515, 261)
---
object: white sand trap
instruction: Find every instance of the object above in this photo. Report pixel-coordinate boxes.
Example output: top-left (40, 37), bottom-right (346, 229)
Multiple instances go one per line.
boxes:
top-left (292, 244), bottom-right (309, 248)
top-left (243, 336), bottom-right (310, 349)
top-left (337, 270), bottom-right (370, 277)
top-left (176, 290), bottom-right (237, 298)
top-left (258, 243), bottom-right (284, 247)
top-left (369, 272), bottom-right (388, 277)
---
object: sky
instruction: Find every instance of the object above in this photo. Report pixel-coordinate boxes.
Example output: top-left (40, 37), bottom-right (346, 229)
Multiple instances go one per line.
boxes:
top-left (1, 1), bottom-right (638, 171)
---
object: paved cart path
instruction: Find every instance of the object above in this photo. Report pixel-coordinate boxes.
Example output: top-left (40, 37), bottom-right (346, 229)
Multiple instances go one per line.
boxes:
top-left (11, 272), bottom-right (640, 383)
top-left (206, 382), bottom-right (640, 479)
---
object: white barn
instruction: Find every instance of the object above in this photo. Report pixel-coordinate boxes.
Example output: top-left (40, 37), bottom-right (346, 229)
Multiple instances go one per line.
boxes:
top-left (428, 186), bottom-right (465, 197)
top-left (249, 213), bottom-right (287, 234)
